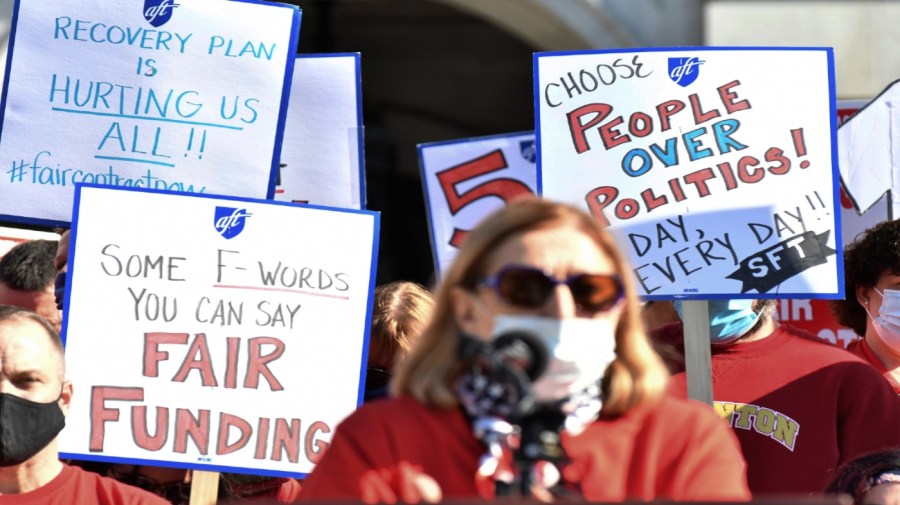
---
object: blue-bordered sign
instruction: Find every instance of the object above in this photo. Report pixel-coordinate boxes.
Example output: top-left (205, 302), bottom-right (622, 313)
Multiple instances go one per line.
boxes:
top-left (418, 131), bottom-right (537, 278)
top-left (275, 53), bottom-right (366, 209)
top-left (58, 184), bottom-right (380, 478)
top-left (535, 47), bottom-right (843, 300)
top-left (0, 0), bottom-right (301, 227)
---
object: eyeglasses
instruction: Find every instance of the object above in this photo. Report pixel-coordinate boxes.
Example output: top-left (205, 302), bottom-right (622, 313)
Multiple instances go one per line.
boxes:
top-left (477, 265), bottom-right (624, 313)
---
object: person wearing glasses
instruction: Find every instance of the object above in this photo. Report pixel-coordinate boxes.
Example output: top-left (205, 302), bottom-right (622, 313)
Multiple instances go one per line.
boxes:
top-left (652, 297), bottom-right (900, 496)
top-left (299, 198), bottom-right (750, 502)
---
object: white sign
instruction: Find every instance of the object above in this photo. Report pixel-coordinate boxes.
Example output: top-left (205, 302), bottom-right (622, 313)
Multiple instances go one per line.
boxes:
top-left (276, 54), bottom-right (364, 209)
top-left (0, 0), bottom-right (301, 227)
top-left (838, 80), bottom-right (900, 220)
top-left (419, 131), bottom-right (537, 276)
top-left (536, 48), bottom-right (842, 299)
top-left (58, 185), bottom-right (380, 478)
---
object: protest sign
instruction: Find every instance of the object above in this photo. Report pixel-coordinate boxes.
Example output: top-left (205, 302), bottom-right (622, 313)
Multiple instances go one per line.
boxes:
top-left (838, 80), bottom-right (900, 219)
top-left (419, 131), bottom-right (536, 276)
top-left (536, 47), bottom-right (842, 299)
top-left (58, 184), bottom-right (380, 477)
top-left (0, 0), bottom-right (301, 227)
top-left (275, 53), bottom-right (364, 209)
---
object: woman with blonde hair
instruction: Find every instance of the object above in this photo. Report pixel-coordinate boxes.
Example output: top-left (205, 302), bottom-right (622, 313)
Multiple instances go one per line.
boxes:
top-left (300, 198), bottom-right (749, 502)
top-left (365, 281), bottom-right (434, 400)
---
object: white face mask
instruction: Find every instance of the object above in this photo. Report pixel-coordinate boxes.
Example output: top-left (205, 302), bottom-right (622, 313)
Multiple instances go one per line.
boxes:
top-left (869, 288), bottom-right (900, 352)
top-left (491, 314), bottom-right (617, 402)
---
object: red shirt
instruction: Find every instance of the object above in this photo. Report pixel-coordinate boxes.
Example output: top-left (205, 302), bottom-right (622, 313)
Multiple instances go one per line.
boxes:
top-left (299, 395), bottom-right (749, 502)
top-left (847, 338), bottom-right (900, 394)
top-left (654, 323), bottom-right (900, 495)
top-left (0, 464), bottom-right (166, 505)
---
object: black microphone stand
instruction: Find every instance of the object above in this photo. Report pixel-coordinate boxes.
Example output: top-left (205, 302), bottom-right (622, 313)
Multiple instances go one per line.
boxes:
top-left (459, 331), bottom-right (574, 499)
top-left (511, 404), bottom-right (568, 498)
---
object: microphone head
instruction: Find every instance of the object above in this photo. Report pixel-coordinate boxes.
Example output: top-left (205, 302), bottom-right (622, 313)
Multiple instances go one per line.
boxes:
top-left (492, 330), bottom-right (548, 382)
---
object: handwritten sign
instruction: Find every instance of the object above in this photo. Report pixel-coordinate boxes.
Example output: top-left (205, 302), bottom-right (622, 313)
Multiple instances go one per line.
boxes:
top-left (0, 0), bottom-right (301, 227)
top-left (58, 184), bottom-right (380, 477)
top-left (418, 131), bottom-right (537, 276)
top-left (536, 47), bottom-right (843, 299)
top-left (275, 54), bottom-right (364, 209)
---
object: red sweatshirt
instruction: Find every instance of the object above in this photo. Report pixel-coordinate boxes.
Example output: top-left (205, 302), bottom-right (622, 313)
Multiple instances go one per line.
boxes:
top-left (654, 323), bottom-right (900, 495)
top-left (299, 395), bottom-right (749, 502)
top-left (0, 464), bottom-right (167, 505)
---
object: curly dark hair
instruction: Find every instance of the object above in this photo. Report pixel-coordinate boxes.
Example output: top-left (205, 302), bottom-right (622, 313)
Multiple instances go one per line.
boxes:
top-left (830, 220), bottom-right (900, 336)
top-left (826, 448), bottom-right (900, 504)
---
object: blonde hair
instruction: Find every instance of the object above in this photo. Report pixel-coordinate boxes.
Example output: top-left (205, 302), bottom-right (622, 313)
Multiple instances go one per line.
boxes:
top-left (368, 281), bottom-right (434, 372)
top-left (392, 198), bottom-right (668, 416)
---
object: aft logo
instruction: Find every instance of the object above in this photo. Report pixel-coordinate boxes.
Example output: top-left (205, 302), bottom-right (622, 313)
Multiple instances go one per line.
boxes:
top-left (214, 207), bottom-right (252, 239)
top-left (668, 57), bottom-right (705, 87)
top-left (144, 0), bottom-right (179, 27)
top-left (520, 140), bottom-right (537, 163)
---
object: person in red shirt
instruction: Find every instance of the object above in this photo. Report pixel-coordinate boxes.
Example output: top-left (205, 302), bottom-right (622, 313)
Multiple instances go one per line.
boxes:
top-left (654, 298), bottom-right (900, 496)
top-left (300, 198), bottom-right (749, 503)
top-left (830, 219), bottom-right (900, 394)
top-left (0, 305), bottom-right (165, 505)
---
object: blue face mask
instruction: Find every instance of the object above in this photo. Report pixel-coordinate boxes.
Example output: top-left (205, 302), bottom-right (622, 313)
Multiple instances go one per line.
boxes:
top-left (673, 299), bottom-right (760, 344)
top-left (54, 271), bottom-right (66, 311)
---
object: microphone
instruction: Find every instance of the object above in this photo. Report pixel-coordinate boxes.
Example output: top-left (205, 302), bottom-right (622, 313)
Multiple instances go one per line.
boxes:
top-left (494, 332), bottom-right (568, 497)
top-left (457, 332), bottom-right (570, 498)
top-left (492, 330), bottom-right (548, 382)
top-left (457, 331), bottom-right (550, 421)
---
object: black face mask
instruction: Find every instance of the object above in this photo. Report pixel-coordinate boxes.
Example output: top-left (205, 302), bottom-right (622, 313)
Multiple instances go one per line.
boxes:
top-left (0, 392), bottom-right (66, 467)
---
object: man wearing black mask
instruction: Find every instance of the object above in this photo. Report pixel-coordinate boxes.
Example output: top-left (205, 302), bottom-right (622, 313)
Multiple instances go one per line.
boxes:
top-left (0, 306), bottom-right (164, 504)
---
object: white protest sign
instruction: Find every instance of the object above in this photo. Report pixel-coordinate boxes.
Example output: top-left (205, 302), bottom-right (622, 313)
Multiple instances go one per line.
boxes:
top-left (838, 80), bottom-right (900, 220)
top-left (419, 132), bottom-right (537, 276)
top-left (58, 185), bottom-right (379, 477)
top-left (536, 48), bottom-right (842, 299)
top-left (275, 53), bottom-right (364, 209)
top-left (0, 0), bottom-right (301, 227)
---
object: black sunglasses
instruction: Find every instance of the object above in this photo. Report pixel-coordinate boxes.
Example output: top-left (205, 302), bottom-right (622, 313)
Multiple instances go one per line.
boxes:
top-left (477, 265), bottom-right (624, 313)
